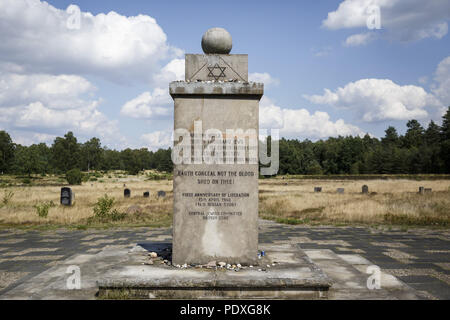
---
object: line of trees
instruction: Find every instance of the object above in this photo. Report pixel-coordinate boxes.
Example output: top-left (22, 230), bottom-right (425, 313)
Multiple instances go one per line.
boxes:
top-left (277, 106), bottom-right (450, 175)
top-left (0, 106), bottom-right (449, 176)
top-left (0, 131), bottom-right (173, 176)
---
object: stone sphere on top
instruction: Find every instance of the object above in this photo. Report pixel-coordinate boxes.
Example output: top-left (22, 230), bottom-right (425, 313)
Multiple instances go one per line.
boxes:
top-left (201, 27), bottom-right (232, 54)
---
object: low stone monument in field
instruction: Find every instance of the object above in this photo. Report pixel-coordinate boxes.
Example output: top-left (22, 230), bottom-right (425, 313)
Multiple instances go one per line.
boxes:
top-left (60, 187), bottom-right (74, 206)
top-left (314, 187), bottom-right (322, 193)
top-left (337, 188), bottom-right (344, 194)
top-left (157, 190), bottom-right (166, 198)
top-left (362, 185), bottom-right (369, 194)
top-left (124, 188), bottom-right (130, 198)
top-left (143, 191), bottom-right (150, 198)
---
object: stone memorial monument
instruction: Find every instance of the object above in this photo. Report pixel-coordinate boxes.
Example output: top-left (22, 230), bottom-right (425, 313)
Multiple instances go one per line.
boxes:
top-left (157, 190), bottom-right (166, 198)
top-left (124, 188), bottom-right (131, 198)
top-left (143, 191), bottom-right (150, 198)
top-left (170, 27), bottom-right (263, 265)
top-left (97, 29), bottom-right (333, 299)
top-left (60, 187), bottom-right (74, 206)
top-left (362, 185), bottom-right (369, 194)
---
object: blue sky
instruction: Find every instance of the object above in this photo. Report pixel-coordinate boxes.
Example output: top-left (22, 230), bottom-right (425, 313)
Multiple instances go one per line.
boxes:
top-left (0, 0), bottom-right (449, 150)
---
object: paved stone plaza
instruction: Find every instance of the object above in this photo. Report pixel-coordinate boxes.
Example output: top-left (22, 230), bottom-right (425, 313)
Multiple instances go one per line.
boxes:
top-left (0, 220), bottom-right (448, 299)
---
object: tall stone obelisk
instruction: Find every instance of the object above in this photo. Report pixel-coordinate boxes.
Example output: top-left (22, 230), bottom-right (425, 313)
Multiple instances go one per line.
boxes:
top-left (170, 28), bottom-right (263, 266)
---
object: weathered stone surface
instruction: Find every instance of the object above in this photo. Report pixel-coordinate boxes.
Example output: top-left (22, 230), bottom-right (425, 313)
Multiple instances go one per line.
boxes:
top-left (171, 48), bottom-right (262, 265)
top-left (170, 81), bottom-right (262, 96)
top-left (185, 54), bottom-right (248, 82)
top-left (362, 185), bottom-right (369, 194)
top-left (157, 191), bottom-right (166, 198)
top-left (60, 187), bottom-right (75, 206)
top-left (201, 27), bottom-right (232, 54)
top-left (97, 243), bottom-right (333, 300)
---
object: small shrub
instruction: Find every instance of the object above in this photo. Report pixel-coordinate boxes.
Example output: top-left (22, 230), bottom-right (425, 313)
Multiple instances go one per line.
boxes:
top-left (109, 209), bottom-right (126, 221)
top-left (34, 201), bottom-right (55, 218)
top-left (94, 172), bottom-right (103, 178)
top-left (66, 169), bottom-right (83, 185)
top-left (146, 172), bottom-right (171, 180)
top-left (90, 195), bottom-right (125, 223)
top-left (93, 194), bottom-right (115, 219)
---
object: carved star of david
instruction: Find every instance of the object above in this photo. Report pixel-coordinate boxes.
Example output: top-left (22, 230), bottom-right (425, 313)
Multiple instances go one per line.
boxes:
top-left (207, 63), bottom-right (226, 81)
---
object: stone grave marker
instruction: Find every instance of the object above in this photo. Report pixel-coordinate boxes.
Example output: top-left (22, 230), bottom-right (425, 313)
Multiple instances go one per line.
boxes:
top-left (157, 190), bottom-right (166, 198)
top-left (362, 185), bottom-right (369, 194)
top-left (337, 188), bottom-right (344, 194)
top-left (419, 186), bottom-right (424, 194)
top-left (170, 28), bottom-right (263, 265)
top-left (124, 188), bottom-right (131, 198)
top-left (143, 191), bottom-right (150, 198)
top-left (424, 188), bottom-right (432, 193)
top-left (60, 187), bottom-right (75, 206)
top-left (314, 187), bottom-right (322, 193)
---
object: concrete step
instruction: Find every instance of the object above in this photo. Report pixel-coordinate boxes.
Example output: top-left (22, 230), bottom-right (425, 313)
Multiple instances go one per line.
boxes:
top-left (98, 243), bottom-right (333, 299)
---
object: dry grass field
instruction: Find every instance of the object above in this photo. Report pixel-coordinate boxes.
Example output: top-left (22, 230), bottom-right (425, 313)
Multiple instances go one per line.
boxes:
top-left (0, 172), bottom-right (173, 228)
top-left (260, 178), bottom-right (450, 227)
top-left (0, 172), bottom-right (449, 228)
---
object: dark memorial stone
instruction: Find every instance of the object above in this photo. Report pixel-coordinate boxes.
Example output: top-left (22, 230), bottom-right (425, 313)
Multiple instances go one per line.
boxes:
top-left (419, 186), bottom-right (424, 194)
top-left (362, 185), bottom-right (369, 194)
top-left (314, 187), bottom-right (322, 193)
top-left (424, 188), bottom-right (432, 193)
top-left (157, 190), bottom-right (166, 198)
top-left (337, 188), bottom-right (344, 194)
top-left (124, 188), bottom-right (131, 198)
top-left (60, 187), bottom-right (74, 206)
top-left (143, 191), bottom-right (150, 198)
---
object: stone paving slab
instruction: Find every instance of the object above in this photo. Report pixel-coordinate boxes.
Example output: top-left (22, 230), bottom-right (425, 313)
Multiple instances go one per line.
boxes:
top-left (0, 220), bottom-right (448, 299)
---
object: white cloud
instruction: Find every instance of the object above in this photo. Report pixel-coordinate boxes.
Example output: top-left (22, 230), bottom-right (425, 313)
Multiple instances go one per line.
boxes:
top-left (0, 73), bottom-right (95, 109)
top-left (344, 32), bottom-right (377, 46)
top-left (249, 72), bottom-right (279, 87)
top-left (260, 97), bottom-right (364, 139)
top-left (323, 0), bottom-right (450, 45)
top-left (304, 78), bottom-right (441, 122)
top-left (431, 56), bottom-right (450, 106)
top-left (152, 58), bottom-right (185, 87)
top-left (8, 132), bottom-right (57, 146)
top-left (141, 130), bottom-right (172, 151)
top-left (0, 72), bottom-right (122, 147)
top-left (120, 88), bottom-right (172, 119)
top-left (121, 58), bottom-right (185, 119)
top-left (0, 0), bottom-right (181, 83)
top-left (311, 46), bottom-right (332, 57)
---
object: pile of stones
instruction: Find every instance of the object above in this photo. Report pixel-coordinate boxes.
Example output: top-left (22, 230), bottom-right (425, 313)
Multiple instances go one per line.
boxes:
top-left (142, 248), bottom-right (278, 273)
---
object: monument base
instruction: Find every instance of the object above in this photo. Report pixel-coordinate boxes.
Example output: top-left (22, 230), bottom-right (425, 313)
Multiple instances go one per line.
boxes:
top-left (97, 243), bottom-right (332, 300)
